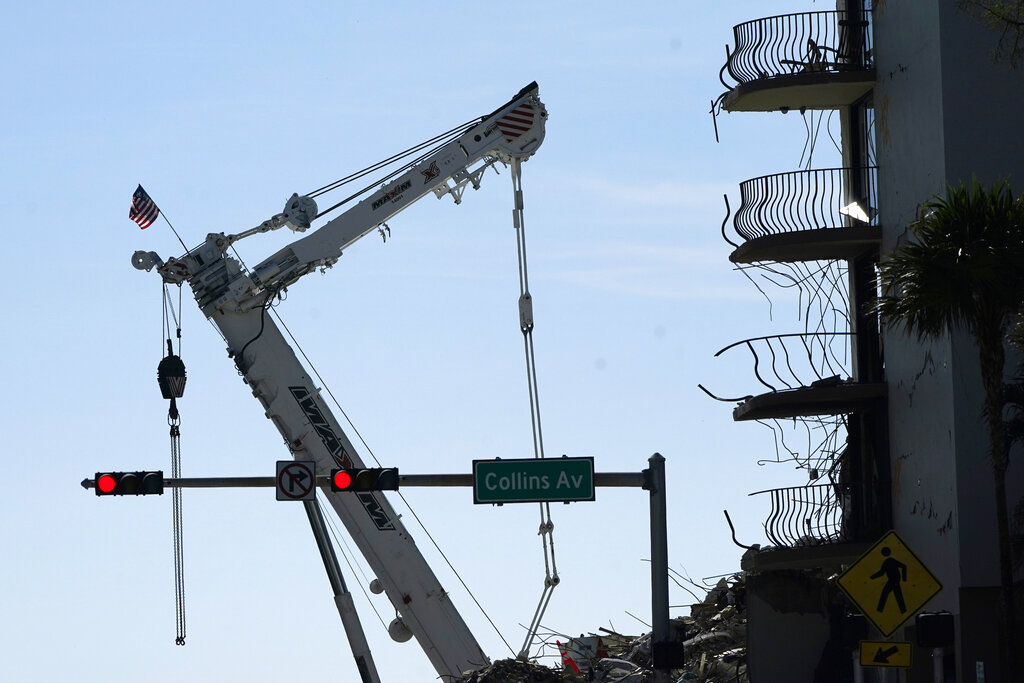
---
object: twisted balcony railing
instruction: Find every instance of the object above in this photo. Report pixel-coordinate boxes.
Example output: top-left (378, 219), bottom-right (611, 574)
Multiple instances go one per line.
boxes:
top-left (732, 167), bottom-right (878, 243)
top-left (721, 10), bottom-right (873, 87)
top-left (709, 332), bottom-right (851, 394)
top-left (749, 482), bottom-right (856, 547)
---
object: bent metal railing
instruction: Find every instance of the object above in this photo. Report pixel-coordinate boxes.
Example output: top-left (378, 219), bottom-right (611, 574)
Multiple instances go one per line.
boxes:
top-left (733, 166), bottom-right (878, 243)
top-left (750, 482), bottom-right (856, 547)
top-left (722, 10), bottom-right (873, 87)
top-left (710, 332), bottom-right (852, 394)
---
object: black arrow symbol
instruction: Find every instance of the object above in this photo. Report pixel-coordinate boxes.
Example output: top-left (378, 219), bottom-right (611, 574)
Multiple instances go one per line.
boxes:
top-left (873, 645), bottom-right (900, 664)
top-left (286, 469), bottom-right (309, 491)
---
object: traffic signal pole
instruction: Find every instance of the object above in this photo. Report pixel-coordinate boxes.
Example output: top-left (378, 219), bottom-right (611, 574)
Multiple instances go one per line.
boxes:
top-left (82, 472), bottom-right (649, 490)
top-left (645, 453), bottom-right (683, 679)
top-left (303, 498), bottom-right (381, 683)
top-left (82, 457), bottom-right (679, 675)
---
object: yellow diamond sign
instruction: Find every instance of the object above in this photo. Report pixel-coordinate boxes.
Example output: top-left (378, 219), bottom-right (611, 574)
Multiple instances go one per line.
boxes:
top-left (838, 530), bottom-right (942, 636)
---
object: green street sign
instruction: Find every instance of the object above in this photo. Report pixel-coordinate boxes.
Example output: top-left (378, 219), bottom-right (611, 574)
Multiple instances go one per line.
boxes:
top-left (473, 457), bottom-right (595, 504)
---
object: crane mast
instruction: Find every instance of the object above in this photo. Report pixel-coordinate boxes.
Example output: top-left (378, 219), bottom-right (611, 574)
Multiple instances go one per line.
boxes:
top-left (133, 83), bottom-right (546, 679)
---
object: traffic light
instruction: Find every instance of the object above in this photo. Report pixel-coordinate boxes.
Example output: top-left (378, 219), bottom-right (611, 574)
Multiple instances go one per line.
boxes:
top-left (330, 468), bottom-right (399, 492)
top-left (94, 471), bottom-right (164, 496)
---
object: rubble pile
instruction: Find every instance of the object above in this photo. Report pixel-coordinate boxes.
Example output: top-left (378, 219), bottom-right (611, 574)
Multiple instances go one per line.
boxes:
top-left (679, 575), bottom-right (749, 681)
top-left (455, 574), bottom-right (749, 682)
top-left (455, 658), bottom-right (574, 683)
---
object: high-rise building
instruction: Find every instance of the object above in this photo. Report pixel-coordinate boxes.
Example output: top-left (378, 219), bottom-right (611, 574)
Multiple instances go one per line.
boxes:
top-left (708, 2), bottom-right (1024, 680)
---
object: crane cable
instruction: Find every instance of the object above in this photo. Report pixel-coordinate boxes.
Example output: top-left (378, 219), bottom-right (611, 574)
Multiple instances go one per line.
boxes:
top-left (161, 283), bottom-right (187, 646)
top-left (307, 119), bottom-right (476, 199)
top-left (510, 157), bottom-right (559, 660)
top-left (269, 307), bottom-right (517, 658)
top-left (308, 120), bottom-right (479, 220)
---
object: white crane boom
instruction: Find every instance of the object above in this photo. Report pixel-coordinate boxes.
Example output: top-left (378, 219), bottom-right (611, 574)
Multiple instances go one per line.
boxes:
top-left (132, 83), bottom-right (547, 678)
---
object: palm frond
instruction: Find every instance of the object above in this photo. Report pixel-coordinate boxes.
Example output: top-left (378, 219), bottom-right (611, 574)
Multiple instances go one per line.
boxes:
top-left (874, 179), bottom-right (1024, 341)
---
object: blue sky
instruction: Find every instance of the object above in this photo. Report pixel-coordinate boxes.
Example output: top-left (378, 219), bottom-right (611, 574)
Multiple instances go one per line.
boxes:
top-left (1, 2), bottom-right (844, 681)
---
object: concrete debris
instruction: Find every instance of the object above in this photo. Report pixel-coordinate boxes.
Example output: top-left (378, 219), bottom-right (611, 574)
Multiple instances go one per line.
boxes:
top-left (455, 658), bottom-right (571, 683)
top-left (675, 574), bottom-right (749, 681)
top-left (455, 575), bottom-right (749, 683)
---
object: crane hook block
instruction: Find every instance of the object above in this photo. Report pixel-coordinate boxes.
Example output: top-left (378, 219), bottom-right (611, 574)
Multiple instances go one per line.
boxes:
top-left (158, 342), bottom-right (187, 400)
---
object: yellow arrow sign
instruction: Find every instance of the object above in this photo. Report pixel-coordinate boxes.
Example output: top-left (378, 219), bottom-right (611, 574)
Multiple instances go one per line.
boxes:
top-left (838, 530), bottom-right (942, 636)
top-left (859, 640), bottom-right (913, 668)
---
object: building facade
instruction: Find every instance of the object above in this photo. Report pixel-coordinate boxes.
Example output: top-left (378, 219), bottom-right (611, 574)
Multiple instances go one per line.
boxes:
top-left (709, 1), bottom-right (1024, 680)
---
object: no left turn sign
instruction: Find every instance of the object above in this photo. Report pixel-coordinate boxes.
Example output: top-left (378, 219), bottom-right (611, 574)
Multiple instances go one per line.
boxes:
top-left (276, 461), bottom-right (317, 501)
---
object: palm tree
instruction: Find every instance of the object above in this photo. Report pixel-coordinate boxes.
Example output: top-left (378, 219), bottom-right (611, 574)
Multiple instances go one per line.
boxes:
top-left (875, 179), bottom-right (1024, 678)
top-left (959, 0), bottom-right (1024, 69)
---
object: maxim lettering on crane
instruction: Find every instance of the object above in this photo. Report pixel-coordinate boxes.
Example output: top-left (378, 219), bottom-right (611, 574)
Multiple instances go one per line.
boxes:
top-left (371, 180), bottom-right (412, 210)
top-left (290, 386), bottom-right (351, 467)
top-left (290, 385), bottom-right (396, 531)
top-left (356, 492), bottom-right (396, 531)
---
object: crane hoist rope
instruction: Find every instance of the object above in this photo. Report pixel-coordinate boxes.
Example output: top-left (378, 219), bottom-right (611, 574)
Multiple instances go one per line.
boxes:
top-left (240, 138), bottom-right (556, 661)
top-left (307, 119), bottom-right (478, 201)
top-left (320, 498), bottom-right (390, 630)
top-left (158, 282), bottom-right (187, 646)
top-left (268, 299), bottom-right (519, 658)
top-left (509, 156), bottom-right (559, 660)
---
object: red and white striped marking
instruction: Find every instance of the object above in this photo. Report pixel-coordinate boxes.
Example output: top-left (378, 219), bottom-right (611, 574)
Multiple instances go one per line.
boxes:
top-left (497, 103), bottom-right (535, 140)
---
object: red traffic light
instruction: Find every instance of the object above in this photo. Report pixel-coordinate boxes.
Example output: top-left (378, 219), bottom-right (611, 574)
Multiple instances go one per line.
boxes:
top-left (94, 471), bottom-right (164, 496)
top-left (332, 470), bottom-right (353, 490)
top-left (330, 468), bottom-right (399, 492)
top-left (97, 473), bottom-right (117, 494)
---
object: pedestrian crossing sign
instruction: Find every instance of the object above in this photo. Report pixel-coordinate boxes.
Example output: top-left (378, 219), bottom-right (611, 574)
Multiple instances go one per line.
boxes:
top-left (838, 530), bottom-right (943, 636)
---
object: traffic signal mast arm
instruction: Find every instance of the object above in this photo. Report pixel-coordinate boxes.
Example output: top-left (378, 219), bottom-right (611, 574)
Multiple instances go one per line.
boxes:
top-left (83, 470), bottom-right (648, 491)
top-left (130, 84), bottom-right (547, 679)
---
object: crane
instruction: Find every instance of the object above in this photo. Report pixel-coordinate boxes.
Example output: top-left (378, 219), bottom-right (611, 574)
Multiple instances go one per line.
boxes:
top-left (131, 83), bottom-right (547, 680)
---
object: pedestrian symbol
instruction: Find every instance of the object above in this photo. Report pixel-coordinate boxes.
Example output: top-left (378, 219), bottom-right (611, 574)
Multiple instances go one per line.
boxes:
top-left (838, 530), bottom-right (942, 636)
top-left (872, 546), bottom-right (907, 614)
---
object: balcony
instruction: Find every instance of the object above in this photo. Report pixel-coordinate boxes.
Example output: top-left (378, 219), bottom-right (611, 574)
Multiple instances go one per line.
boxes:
top-left (726, 167), bottom-right (880, 264)
top-left (703, 332), bottom-right (885, 422)
top-left (719, 10), bottom-right (874, 112)
top-left (752, 482), bottom-right (854, 547)
top-left (742, 483), bottom-right (872, 572)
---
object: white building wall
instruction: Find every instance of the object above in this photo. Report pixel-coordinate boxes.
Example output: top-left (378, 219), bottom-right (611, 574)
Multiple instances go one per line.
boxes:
top-left (874, 0), bottom-right (966, 610)
top-left (874, 0), bottom-right (1024, 663)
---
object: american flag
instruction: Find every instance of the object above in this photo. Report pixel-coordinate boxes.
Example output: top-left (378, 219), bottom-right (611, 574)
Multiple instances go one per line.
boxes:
top-left (130, 184), bottom-right (160, 229)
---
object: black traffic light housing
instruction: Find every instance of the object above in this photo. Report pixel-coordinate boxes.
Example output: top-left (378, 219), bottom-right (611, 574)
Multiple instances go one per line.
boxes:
top-left (916, 611), bottom-right (955, 648)
top-left (331, 468), bottom-right (399, 492)
top-left (95, 471), bottom-right (165, 496)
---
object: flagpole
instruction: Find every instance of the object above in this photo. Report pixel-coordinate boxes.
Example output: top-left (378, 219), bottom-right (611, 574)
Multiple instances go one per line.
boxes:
top-left (131, 185), bottom-right (191, 255)
top-left (158, 210), bottom-right (191, 254)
